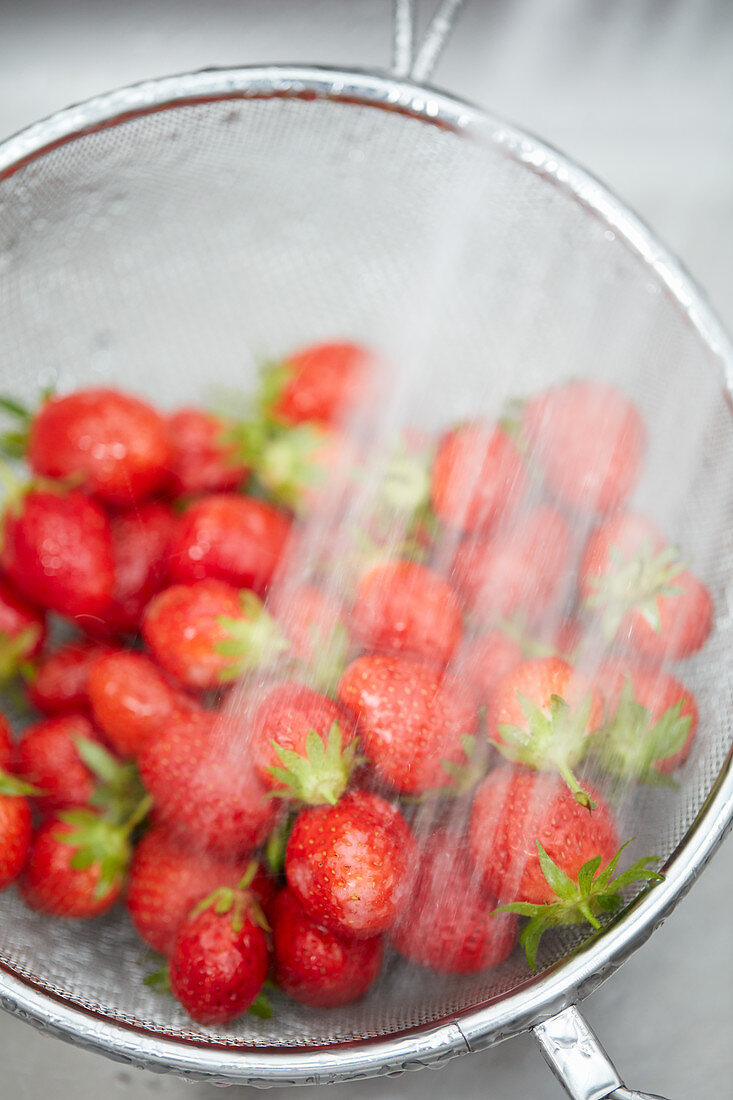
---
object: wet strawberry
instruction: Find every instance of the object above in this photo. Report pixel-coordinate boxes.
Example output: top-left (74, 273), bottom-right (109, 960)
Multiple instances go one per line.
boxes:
top-left (137, 712), bottom-right (280, 856)
top-left (27, 640), bottom-right (111, 715)
top-left (272, 886), bottom-right (383, 1007)
top-left (391, 828), bottom-right (517, 973)
top-left (468, 766), bottom-right (618, 905)
top-left (1, 489), bottom-right (115, 622)
top-left (285, 790), bottom-right (416, 939)
top-left (338, 655), bottom-right (478, 795)
top-left (15, 713), bottom-right (105, 811)
top-left (0, 765), bottom-right (34, 890)
top-left (486, 656), bottom-right (603, 808)
top-left (0, 712), bottom-right (12, 771)
top-left (166, 493), bottom-right (291, 594)
top-left (351, 560), bottom-right (463, 666)
top-left (165, 407), bottom-right (248, 496)
top-left (0, 577), bottom-right (46, 683)
top-left (263, 340), bottom-right (372, 427)
top-left (431, 423), bottom-right (527, 534)
top-left (580, 511), bottom-right (713, 659)
top-left (87, 650), bottom-right (201, 758)
top-left (126, 825), bottom-right (271, 956)
top-left (522, 380), bottom-right (645, 514)
top-left (28, 388), bottom-right (171, 506)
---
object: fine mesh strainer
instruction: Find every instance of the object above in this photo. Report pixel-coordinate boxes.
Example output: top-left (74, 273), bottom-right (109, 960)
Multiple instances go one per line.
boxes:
top-left (0, 3), bottom-right (732, 1097)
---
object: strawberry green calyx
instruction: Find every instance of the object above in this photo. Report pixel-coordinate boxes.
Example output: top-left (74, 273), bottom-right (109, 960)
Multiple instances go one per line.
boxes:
top-left (297, 621), bottom-right (350, 697)
top-left (496, 840), bottom-right (664, 970)
top-left (216, 591), bottom-right (291, 680)
top-left (144, 963), bottom-right (171, 993)
top-left (0, 396), bottom-right (32, 459)
top-left (57, 808), bottom-right (134, 899)
top-left (264, 811), bottom-right (296, 876)
top-left (0, 626), bottom-right (42, 684)
top-left (408, 734), bottom-right (487, 803)
top-left (378, 449), bottom-right (432, 518)
top-left (256, 424), bottom-right (332, 513)
top-left (267, 722), bottom-right (356, 807)
top-left (0, 770), bottom-right (40, 798)
top-left (586, 539), bottom-right (684, 640)
top-left (497, 693), bottom-right (596, 810)
top-left (190, 866), bottom-right (270, 934)
top-left (74, 736), bottom-right (148, 825)
top-left (597, 680), bottom-right (691, 785)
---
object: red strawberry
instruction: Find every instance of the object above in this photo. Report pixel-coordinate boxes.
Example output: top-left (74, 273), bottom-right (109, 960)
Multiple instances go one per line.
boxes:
top-left (87, 502), bottom-right (176, 639)
top-left (264, 341), bottom-right (372, 427)
top-left (272, 887), bottom-right (384, 1007)
top-left (19, 812), bottom-right (127, 917)
top-left (0, 712), bottom-right (12, 771)
top-left (486, 656), bottom-right (603, 808)
top-left (1, 489), bottom-right (115, 621)
top-left (579, 511), bottom-right (713, 659)
top-left (0, 577), bottom-right (46, 682)
top-left (168, 880), bottom-right (269, 1025)
top-left (166, 493), bottom-right (291, 594)
top-left (165, 407), bottom-right (248, 496)
top-left (125, 825), bottom-right (271, 956)
top-left (338, 655), bottom-right (478, 795)
top-left (461, 630), bottom-right (524, 704)
top-left (249, 681), bottom-right (356, 802)
top-left (285, 789), bottom-right (416, 938)
top-left (27, 640), bottom-right (111, 715)
top-left (390, 828), bottom-right (517, 974)
top-left (137, 712), bottom-right (280, 856)
top-left (468, 766), bottom-right (618, 905)
top-left (16, 714), bottom-right (106, 811)
top-left (351, 560), bottom-right (463, 666)
top-left (87, 651), bottom-right (201, 758)
top-left (27, 388), bottom-right (171, 506)
top-left (452, 505), bottom-right (572, 627)
top-left (142, 581), bottom-right (285, 690)
top-left (431, 423), bottom-right (527, 534)
top-left (0, 772), bottom-right (33, 890)
top-left (595, 661), bottom-right (698, 777)
top-left (522, 380), bottom-right (645, 514)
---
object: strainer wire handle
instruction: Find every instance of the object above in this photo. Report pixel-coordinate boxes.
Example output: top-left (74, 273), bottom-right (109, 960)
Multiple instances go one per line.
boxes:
top-left (534, 1007), bottom-right (672, 1100)
top-left (391, 0), bottom-right (469, 82)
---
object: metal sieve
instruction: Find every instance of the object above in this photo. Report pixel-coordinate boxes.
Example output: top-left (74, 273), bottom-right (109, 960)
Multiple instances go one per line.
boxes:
top-left (0, 3), bottom-right (731, 1097)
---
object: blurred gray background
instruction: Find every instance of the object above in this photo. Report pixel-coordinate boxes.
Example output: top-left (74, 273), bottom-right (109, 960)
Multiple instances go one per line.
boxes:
top-left (0, 1), bottom-right (731, 1097)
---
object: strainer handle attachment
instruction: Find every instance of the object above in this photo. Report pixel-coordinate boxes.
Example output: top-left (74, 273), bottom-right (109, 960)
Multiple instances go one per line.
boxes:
top-left (391, 0), bottom-right (469, 83)
top-left (533, 1006), bottom-right (672, 1100)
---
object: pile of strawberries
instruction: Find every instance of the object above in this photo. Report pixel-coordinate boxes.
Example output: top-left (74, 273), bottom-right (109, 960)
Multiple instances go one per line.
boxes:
top-left (0, 341), bottom-right (713, 1025)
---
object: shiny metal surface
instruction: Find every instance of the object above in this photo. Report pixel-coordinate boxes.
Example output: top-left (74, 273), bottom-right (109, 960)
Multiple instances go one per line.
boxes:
top-left (0, 59), bottom-right (731, 1087)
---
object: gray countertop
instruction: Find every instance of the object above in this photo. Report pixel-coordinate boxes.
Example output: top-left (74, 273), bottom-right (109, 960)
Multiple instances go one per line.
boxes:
top-left (1, 2), bottom-right (731, 1097)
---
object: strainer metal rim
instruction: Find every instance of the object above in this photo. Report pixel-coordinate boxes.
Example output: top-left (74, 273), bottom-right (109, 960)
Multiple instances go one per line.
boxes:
top-left (0, 65), bottom-right (731, 1086)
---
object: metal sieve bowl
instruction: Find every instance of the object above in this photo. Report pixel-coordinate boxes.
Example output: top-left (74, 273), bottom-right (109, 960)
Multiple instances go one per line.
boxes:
top-left (0, 3), bottom-right (731, 1096)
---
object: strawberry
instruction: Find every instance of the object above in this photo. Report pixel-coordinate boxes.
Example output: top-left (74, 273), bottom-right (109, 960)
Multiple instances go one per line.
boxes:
top-left (452, 505), bottom-right (572, 627)
top-left (496, 838), bottom-right (663, 970)
top-left (461, 630), bottom-right (524, 704)
top-left (0, 577), bottom-right (46, 683)
top-left (0, 770), bottom-right (34, 890)
top-left (468, 766), bottom-right (618, 905)
top-left (142, 581), bottom-right (286, 690)
top-left (0, 712), bottom-right (12, 771)
top-left (87, 650), bottom-right (201, 758)
top-left (285, 789), bottom-right (416, 938)
top-left (166, 493), bottom-right (291, 594)
top-left (522, 380), bottom-right (645, 514)
top-left (486, 656), bottom-right (603, 808)
top-left (579, 511), bottom-right (713, 659)
top-left (1, 488), bottom-right (115, 622)
top-left (19, 811), bottom-right (130, 917)
top-left (88, 502), bottom-right (176, 639)
top-left (594, 661), bottom-right (698, 778)
top-left (27, 387), bottom-right (171, 506)
top-left (262, 341), bottom-right (371, 427)
top-left (15, 713), bottom-right (105, 810)
top-left (165, 407), bottom-right (248, 497)
top-left (350, 560), bottom-right (463, 666)
top-left (431, 423), bottom-right (527, 534)
top-left (168, 873), bottom-right (270, 1025)
top-left (390, 828), bottom-right (517, 974)
top-left (27, 640), bottom-right (111, 715)
top-left (272, 887), bottom-right (384, 1007)
top-left (249, 681), bottom-right (356, 803)
top-left (338, 655), bottom-right (478, 795)
top-left (126, 825), bottom-right (272, 956)
top-left (137, 712), bottom-right (280, 856)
